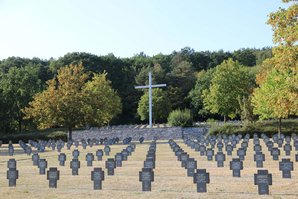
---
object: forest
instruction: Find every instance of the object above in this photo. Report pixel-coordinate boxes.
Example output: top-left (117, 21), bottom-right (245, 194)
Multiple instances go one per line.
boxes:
top-left (0, 47), bottom-right (273, 133)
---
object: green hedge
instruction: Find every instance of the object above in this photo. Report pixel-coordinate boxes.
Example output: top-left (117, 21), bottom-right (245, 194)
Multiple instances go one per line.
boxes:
top-left (209, 119), bottom-right (298, 137)
top-left (0, 129), bottom-right (67, 144)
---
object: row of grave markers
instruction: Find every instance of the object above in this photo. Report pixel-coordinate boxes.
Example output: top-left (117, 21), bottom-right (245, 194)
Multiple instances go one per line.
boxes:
top-left (139, 141), bottom-right (156, 191)
top-left (2, 136), bottom-right (146, 156)
top-left (2, 132), bottom-right (298, 195)
top-left (5, 142), bottom-right (138, 189)
top-left (169, 139), bottom-right (210, 192)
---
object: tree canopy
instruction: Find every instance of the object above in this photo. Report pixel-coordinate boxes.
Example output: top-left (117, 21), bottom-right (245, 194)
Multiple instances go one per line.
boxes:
top-left (137, 88), bottom-right (171, 124)
top-left (203, 58), bottom-right (255, 122)
top-left (0, 46), bottom-right (275, 133)
top-left (23, 64), bottom-right (121, 139)
top-left (252, 0), bottom-right (298, 133)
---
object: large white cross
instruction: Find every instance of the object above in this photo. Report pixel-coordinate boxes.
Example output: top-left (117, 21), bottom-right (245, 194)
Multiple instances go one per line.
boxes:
top-left (135, 71), bottom-right (166, 128)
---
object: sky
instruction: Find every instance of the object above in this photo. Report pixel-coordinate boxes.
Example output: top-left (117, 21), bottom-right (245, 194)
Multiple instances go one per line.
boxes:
top-left (0, 0), bottom-right (292, 60)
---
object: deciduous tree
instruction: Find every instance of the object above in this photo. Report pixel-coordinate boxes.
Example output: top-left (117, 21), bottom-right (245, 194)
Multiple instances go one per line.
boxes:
top-left (203, 59), bottom-right (255, 122)
top-left (137, 88), bottom-right (171, 124)
top-left (23, 64), bottom-right (121, 140)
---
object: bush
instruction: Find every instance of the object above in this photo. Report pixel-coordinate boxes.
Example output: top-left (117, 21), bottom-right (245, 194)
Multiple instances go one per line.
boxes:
top-left (0, 129), bottom-right (67, 144)
top-left (168, 109), bottom-right (193, 127)
top-left (208, 119), bottom-right (298, 137)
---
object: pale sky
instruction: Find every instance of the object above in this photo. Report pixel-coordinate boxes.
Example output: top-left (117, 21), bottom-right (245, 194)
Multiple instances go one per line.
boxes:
top-left (0, 0), bottom-right (292, 60)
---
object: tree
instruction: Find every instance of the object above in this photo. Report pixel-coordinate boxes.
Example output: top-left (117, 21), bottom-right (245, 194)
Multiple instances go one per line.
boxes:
top-left (83, 72), bottom-right (122, 126)
top-left (233, 48), bottom-right (256, 66)
top-left (203, 59), bottom-right (255, 122)
top-left (252, 69), bottom-right (296, 133)
top-left (135, 64), bottom-right (166, 86)
top-left (238, 95), bottom-right (255, 123)
top-left (252, 0), bottom-right (298, 133)
top-left (166, 60), bottom-right (196, 109)
top-left (0, 65), bottom-right (42, 133)
top-left (137, 88), bottom-right (171, 124)
top-left (188, 68), bottom-right (215, 120)
top-left (23, 64), bottom-right (121, 140)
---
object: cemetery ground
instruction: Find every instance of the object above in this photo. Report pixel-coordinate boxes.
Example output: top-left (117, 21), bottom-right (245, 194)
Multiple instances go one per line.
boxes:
top-left (0, 140), bottom-right (298, 199)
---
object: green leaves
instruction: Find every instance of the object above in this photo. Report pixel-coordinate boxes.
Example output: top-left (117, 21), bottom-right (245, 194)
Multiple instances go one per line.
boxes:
top-left (203, 58), bottom-right (255, 119)
top-left (137, 88), bottom-right (171, 123)
top-left (0, 65), bottom-right (42, 132)
top-left (252, 0), bottom-right (298, 123)
top-left (252, 69), bottom-right (297, 120)
top-left (167, 109), bottom-right (193, 127)
top-left (23, 64), bottom-right (122, 131)
top-left (83, 72), bottom-right (122, 126)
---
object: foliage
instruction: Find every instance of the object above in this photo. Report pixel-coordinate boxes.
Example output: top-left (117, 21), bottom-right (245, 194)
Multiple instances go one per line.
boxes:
top-left (209, 119), bottom-right (298, 137)
top-left (203, 58), bottom-right (255, 121)
top-left (238, 96), bottom-right (255, 123)
top-left (0, 65), bottom-right (43, 132)
top-left (252, 0), bottom-right (298, 134)
top-left (0, 129), bottom-right (67, 143)
top-left (166, 60), bottom-right (196, 109)
top-left (233, 48), bottom-right (256, 66)
top-left (167, 109), bottom-right (193, 127)
top-left (23, 64), bottom-right (121, 139)
top-left (188, 68), bottom-right (215, 119)
top-left (252, 69), bottom-right (297, 119)
top-left (137, 88), bottom-right (171, 123)
top-left (83, 72), bottom-right (122, 126)
top-left (0, 46), bottom-right (279, 133)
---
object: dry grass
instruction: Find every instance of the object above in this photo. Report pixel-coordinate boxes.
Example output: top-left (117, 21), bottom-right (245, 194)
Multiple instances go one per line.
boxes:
top-left (0, 140), bottom-right (297, 199)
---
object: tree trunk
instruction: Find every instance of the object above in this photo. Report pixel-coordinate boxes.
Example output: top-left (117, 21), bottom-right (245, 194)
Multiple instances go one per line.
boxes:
top-left (224, 115), bottom-right (227, 124)
top-left (18, 116), bottom-right (22, 133)
top-left (68, 127), bottom-right (72, 141)
top-left (278, 117), bottom-right (282, 136)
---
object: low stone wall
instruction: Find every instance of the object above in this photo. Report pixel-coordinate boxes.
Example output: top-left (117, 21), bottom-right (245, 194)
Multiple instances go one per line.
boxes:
top-left (72, 126), bottom-right (208, 141)
top-left (182, 127), bottom-right (209, 139)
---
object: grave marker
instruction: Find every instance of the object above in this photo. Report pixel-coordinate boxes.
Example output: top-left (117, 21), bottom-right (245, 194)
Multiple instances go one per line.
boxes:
top-left (58, 153), bottom-right (66, 166)
top-left (70, 159), bottom-right (80, 175)
top-left (86, 153), bottom-right (94, 166)
top-left (279, 159), bottom-right (294, 178)
top-left (215, 152), bottom-right (226, 167)
top-left (139, 168), bottom-right (154, 191)
top-left (254, 170), bottom-right (272, 195)
top-left (91, 168), bottom-right (105, 190)
top-left (105, 158), bottom-right (116, 175)
top-left (104, 146), bottom-right (111, 156)
top-left (38, 159), bottom-right (47, 175)
top-left (193, 169), bottom-right (210, 193)
top-left (186, 158), bottom-right (197, 176)
top-left (230, 158), bottom-right (243, 177)
top-left (47, 168), bottom-right (60, 188)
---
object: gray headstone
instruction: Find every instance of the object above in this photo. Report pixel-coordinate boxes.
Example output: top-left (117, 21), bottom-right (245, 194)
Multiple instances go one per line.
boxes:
top-left (279, 159), bottom-right (293, 178)
top-left (58, 153), bottom-right (66, 166)
top-left (47, 168), bottom-right (60, 188)
top-left (91, 168), bottom-right (105, 190)
top-left (105, 158), bottom-right (116, 175)
top-left (193, 169), bottom-right (210, 193)
top-left (38, 159), bottom-right (47, 175)
top-left (139, 168), bottom-right (154, 191)
top-left (70, 159), bottom-right (80, 175)
top-left (254, 170), bottom-right (272, 195)
top-left (230, 158), bottom-right (243, 177)
top-left (7, 168), bottom-right (18, 187)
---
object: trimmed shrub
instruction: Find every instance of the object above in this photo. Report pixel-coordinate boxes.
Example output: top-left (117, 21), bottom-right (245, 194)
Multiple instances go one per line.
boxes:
top-left (0, 130), bottom-right (67, 144)
top-left (167, 109), bottom-right (193, 127)
top-left (208, 119), bottom-right (298, 137)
